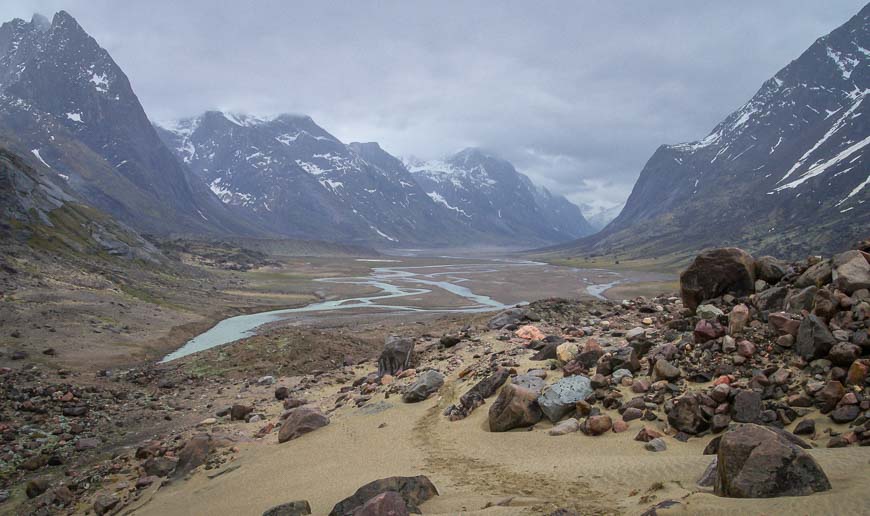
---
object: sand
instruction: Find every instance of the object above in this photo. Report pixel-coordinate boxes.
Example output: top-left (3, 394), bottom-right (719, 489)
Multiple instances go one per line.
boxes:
top-left (134, 334), bottom-right (870, 516)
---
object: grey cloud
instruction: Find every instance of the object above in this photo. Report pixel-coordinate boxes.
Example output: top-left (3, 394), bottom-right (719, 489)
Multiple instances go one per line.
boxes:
top-left (1, 0), bottom-right (865, 209)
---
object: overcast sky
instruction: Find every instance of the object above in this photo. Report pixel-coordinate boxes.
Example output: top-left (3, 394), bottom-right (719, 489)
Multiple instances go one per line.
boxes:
top-left (1, 1), bottom-right (866, 212)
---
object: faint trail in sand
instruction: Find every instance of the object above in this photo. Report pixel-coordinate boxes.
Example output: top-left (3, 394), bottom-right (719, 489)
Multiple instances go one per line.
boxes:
top-left (411, 380), bottom-right (618, 515)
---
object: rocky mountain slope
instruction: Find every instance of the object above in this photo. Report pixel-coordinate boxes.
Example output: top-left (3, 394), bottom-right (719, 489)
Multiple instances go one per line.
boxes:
top-left (0, 12), bottom-right (264, 237)
top-left (407, 148), bottom-right (595, 244)
top-left (157, 115), bottom-right (593, 246)
top-left (0, 145), bottom-right (161, 263)
top-left (155, 112), bottom-right (477, 245)
top-left (551, 4), bottom-right (869, 259)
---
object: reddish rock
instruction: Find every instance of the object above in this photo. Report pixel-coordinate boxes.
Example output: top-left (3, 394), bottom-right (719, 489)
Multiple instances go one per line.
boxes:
top-left (355, 491), bottom-right (410, 516)
top-left (846, 359), bottom-right (870, 386)
top-left (694, 320), bottom-right (725, 343)
top-left (634, 427), bottom-right (663, 443)
top-left (278, 407), bottom-right (329, 443)
top-left (585, 415), bottom-right (613, 436)
top-left (515, 325), bottom-right (545, 341)
top-left (736, 340), bottom-right (756, 358)
top-left (488, 383), bottom-right (543, 432)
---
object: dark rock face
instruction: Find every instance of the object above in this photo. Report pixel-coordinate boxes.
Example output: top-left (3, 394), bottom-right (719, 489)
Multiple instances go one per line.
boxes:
top-left (402, 370), bottom-right (445, 403)
top-left (488, 383), bottom-right (543, 432)
top-left (377, 336), bottom-right (415, 377)
top-left (715, 424), bottom-right (831, 498)
top-left (329, 475), bottom-right (438, 516)
top-left (277, 407), bottom-right (329, 443)
top-left (795, 315), bottom-right (836, 361)
top-left (679, 248), bottom-right (756, 312)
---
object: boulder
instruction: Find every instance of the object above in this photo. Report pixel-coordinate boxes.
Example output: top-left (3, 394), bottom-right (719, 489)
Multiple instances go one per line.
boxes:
top-left (511, 374), bottom-right (546, 395)
top-left (174, 434), bottom-right (213, 478)
top-left (556, 342), bottom-right (579, 362)
top-left (785, 286), bottom-right (818, 314)
top-left (730, 390), bottom-right (761, 423)
top-left (828, 342), bottom-right (860, 367)
top-left (651, 360), bottom-right (681, 382)
top-left (832, 250), bottom-right (870, 294)
top-left (584, 415), bottom-right (613, 436)
top-left (755, 256), bottom-right (787, 283)
top-left (377, 336), bottom-right (415, 377)
top-left (456, 367), bottom-right (510, 414)
top-left (278, 407), bottom-right (329, 443)
top-left (694, 319), bottom-right (725, 343)
top-left (793, 419), bottom-right (815, 436)
top-left (549, 418), bottom-right (581, 436)
top-left (537, 375), bottom-right (594, 422)
top-left (439, 334), bottom-right (461, 348)
top-left (667, 393), bottom-right (710, 435)
top-left (680, 248), bottom-right (756, 312)
top-left (143, 456), bottom-right (177, 477)
top-left (329, 475), bottom-right (438, 516)
top-left (795, 315), bottom-right (836, 361)
top-left (515, 325), bottom-right (545, 341)
top-left (611, 346), bottom-right (640, 374)
top-left (489, 383), bottom-right (543, 432)
top-left (697, 304), bottom-right (724, 320)
top-left (230, 404), bottom-right (253, 421)
top-left (727, 304), bottom-right (750, 335)
top-left (402, 370), bottom-right (445, 403)
top-left (488, 308), bottom-right (527, 329)
top-left (263, 500), bottom-right (312, 516)
top-left (715, 424), bottom-right (831, 498)
top-left (355, 491), bottom-right (410, 516)
top-left (645, 438), bottom-right (667, 452)
top-left (795, 261), bottom-right (832, 288)
top-left (754, 286), bottom-right (788, 312)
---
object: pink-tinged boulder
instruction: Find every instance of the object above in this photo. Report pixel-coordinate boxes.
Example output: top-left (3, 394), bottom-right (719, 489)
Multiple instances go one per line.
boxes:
top-left (329, 476), bottom-right (438, 516)
top-left (694, 319), bottom-right (725, 343)
top-left (680, 248), bottom-right (756, 312)
top-left (768, 312), bottom-right (800, 337)
top-left (715, 424), bottom-right (831, 498)
top-left (278, 407), bottom-right (329, 443)
top-left (515, 325), bottom-right (546, 341)
top-left (728, 304), bottom-right (750, 335)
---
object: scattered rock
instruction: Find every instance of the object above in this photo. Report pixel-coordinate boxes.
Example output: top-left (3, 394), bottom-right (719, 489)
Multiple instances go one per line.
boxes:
top-left (489, 383), bottom-right (543, 432)
top-left (329, 475), bottom-right (438, 516)
top-left (680, 248), bottom-right (756, 312)
top-left (537, 375), bottom-right (593, 422)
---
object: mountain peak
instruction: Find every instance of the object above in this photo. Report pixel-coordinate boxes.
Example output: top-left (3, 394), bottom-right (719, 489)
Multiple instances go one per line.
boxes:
top-left (30, 13), bottom-right (50, 32)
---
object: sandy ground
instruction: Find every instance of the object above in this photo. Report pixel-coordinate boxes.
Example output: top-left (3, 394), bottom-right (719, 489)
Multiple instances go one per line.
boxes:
top-left (135, 331), bottom-right (870, 516)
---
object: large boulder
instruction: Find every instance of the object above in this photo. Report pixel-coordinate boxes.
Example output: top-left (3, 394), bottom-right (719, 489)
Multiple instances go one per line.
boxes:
top-left (832, 250), bottom-right (870, 295)
top-left (794, 315), bottom-right (836, 361)
top-left (795, 261), bottom-right (832, 289)
top-left (537, 375), bottom-right (594, 422)
top-left (378, 336), bottom-right (415, 377)
top-left (402, 370), bottom-right (445, 403)
top-left (329, 476), bottom-right (438, 516)
top-left (730, 390), bottom-right (761, 423)
top-left (680, 248), bottom-right (756, 312)
top-left (715, 424), bottom-right (831, 498)
top-left (278, 407), bottom-right (329, 443)
top-left (173, 434), bottom-right (213, 478)
top-left (488, 383), bottom-right (543, 432)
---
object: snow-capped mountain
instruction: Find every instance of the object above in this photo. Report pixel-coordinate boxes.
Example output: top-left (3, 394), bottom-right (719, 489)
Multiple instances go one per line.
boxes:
top-left (0, 11), bottom-right (257, 236)
top-left (407, 148), bottom-right (594, 243)
top-left (579, 203), bottom-right (624, 231)
top-left (554, 4), bottom-right (869, 259)
top-left (155, 112), bottom-right (477, 245)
